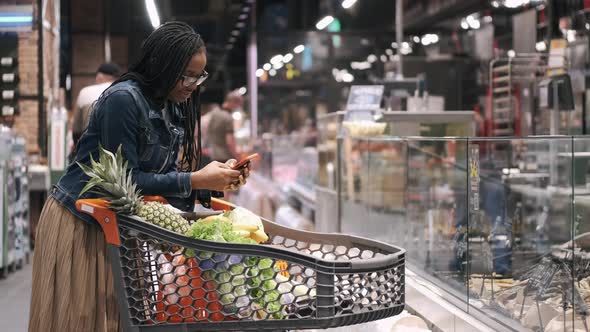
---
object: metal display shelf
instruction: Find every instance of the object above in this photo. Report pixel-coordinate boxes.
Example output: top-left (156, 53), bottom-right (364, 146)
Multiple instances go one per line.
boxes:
top-left (0, 133), bottom-right (29, 277)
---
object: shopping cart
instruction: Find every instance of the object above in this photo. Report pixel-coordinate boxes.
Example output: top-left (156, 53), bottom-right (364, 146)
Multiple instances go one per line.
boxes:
top-left (76, 197), bottom-right (405, 332)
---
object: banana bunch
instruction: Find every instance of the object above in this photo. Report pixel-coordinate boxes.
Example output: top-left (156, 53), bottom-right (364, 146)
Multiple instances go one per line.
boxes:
top-left (200, 211), bottom-right (269, 244)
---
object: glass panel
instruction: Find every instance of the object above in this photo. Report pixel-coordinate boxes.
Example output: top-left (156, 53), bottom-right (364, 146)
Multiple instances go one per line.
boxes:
top-left (572, 136), bottom-right (590, 331)
top-left (270, 134), bottom-right (304, 185)
top-left (468, 137), bottom-right (575, 331)
top-left (317, 112), bottom-right (344, 189)
top-left (404, 137), bottom-right (470, 309)
top-left (364, 137), bottom-right (406, 244)
top-left (379, 111), bottom-right (475, 137)
top-left (338, 135), bottom-right (371, 237)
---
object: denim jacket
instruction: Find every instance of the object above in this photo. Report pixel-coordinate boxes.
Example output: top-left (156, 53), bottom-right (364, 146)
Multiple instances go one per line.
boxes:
top-left (52, 80), bottom-right (196, 225)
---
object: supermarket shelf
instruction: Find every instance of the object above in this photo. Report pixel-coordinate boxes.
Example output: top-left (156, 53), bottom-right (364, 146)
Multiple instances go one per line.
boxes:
top-left (493, 97), bottom-right (511, 104)
top-left (493, 129), bottom-right (515, 136)
top-left (27, 164), bottom-right (50, 191)
top-left (492, 65), bottom-right (509, 73)
top-left (493, 87), bottom-right (511, 94)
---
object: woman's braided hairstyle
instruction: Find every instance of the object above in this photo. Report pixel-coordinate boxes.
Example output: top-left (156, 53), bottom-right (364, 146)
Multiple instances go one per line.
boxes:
top-left (114, 21), bottom-right (205, 171)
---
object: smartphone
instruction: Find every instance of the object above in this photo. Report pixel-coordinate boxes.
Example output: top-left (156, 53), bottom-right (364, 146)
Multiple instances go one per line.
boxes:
top-left (232, 153), bottom-right (260, 170)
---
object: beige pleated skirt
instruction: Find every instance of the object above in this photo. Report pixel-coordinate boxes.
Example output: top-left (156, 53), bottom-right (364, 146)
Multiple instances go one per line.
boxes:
top-left (28, 196), bottom-right (121, 332)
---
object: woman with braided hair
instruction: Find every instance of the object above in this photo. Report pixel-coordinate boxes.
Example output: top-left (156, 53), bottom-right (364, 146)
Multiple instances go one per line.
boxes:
top-left (28, 22), bottom-right (248, 331)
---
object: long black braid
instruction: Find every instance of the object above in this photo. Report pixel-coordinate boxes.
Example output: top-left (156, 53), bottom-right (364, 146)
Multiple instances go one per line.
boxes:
top-left (112, 21), bottom-right (205, 171)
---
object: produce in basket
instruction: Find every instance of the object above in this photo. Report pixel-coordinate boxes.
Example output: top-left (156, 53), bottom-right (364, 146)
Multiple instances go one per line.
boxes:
top-left (77, 145), bottom-right (190, 235)
top-left (227, 207), bottom-right (269, 243)
top-left (185, 211), bottom-right (294, 320)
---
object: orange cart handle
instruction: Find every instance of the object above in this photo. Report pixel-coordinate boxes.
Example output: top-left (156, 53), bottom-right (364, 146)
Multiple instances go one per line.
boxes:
top-left (210, 197), bottom-right (235, 212)
top-left (75, 199), bottom-right (121, 246)
top-left (143, 195), bottom-right (169, 204)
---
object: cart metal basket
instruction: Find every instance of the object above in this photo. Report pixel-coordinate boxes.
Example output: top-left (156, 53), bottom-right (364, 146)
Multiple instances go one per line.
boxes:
top-left (76, 198), bottom-right (405, 331)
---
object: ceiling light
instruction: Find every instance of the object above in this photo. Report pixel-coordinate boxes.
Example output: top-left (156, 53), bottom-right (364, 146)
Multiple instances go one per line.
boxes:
top-left (461, 19), bottom-right (469, 30)
top-left (145, 0), bottom-right (160, 29)
top-left (341, 0), bottom-right (358, 9)
top-left (232, 30), bottom-right (240, 36)
top-left (385, 49), bottom-right (393, 55)
top-left (351, 61), bottom-right (371, 70)
top-left (269, 69), bottom-right (277, 76)
top-left (239, 13), bottom-right (248, 20)
top-left (341, 72), bottom-right (354, 82)
top-left (229, 36), bottom-right (236, 43)
top-left (242, 6), bottom-right (251, 12)
top-left (263, 63), bottom-right (271, 71)
top-left (402, 42), bottom-right (410, 49)
top-left (413, 36), bottom-right (420, 43)
top-left (270, 54), bottom-right (284, 64)
top-left (273, 62), bottom-right (284, 69)
top-left (492, 1), bottom-right (500, 7)
top-left (504, 0), bottom-right (530, 8)
top-left (367, 54), bottom-right (377, 63)
top-left (421, 34), bottom-right (439, 46)
top-left (316, 15), bottom-right (334, 30)
top-left (282, 53), bottom-right (294, 63)
top-left (483, 15), bottom-right (493, 23)
top-left (380, 55), bottom-right (387, 62)
top-left (256, 69), bottom-right (264, 77)
top-left (238, 87), bottom-right (247, 95)
top-left (507, 49), bottom-right (516, 57)
top-left (391, 42), bottom-right (398, 48)
top-left (400, 44), bottom-right (412, 55)
top-left (236, 22), bottom-right (245, 28)
top-left (466, 15), bottom-right (480, 29)
top-left (535, 41), bottom-right (546, 52)
top-left (0, 15), bottom-right (32, 23)
top-left (293, 44), bottom-right (305, 53)
top-left (586, 23), bottom-right (590, 30)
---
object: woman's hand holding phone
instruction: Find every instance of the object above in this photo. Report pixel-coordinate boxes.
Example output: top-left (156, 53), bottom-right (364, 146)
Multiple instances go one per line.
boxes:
top-left (190, 161), bottom-right (241, 192)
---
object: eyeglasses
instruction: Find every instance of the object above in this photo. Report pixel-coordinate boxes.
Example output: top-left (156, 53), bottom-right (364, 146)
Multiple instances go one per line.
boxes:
top-left (180, 70), bottom-right (208, 87)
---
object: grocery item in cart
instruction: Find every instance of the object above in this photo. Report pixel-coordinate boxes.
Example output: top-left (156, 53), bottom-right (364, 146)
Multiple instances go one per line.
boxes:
top-left (77, 145), bottom-right (190, 235)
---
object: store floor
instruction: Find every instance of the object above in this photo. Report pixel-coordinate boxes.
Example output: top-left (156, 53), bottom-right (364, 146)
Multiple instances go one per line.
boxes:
top-left (0, 260), bottom-right (32, 332)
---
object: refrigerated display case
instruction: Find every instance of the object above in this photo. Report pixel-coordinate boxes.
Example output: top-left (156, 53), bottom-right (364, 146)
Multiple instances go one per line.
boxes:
top-left (315, 110), bottom-right (475, 233)
top-left (336, 133), bottom-right (590, 332)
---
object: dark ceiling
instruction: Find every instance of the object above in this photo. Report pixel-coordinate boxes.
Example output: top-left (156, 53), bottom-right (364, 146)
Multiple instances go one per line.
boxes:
top-left (69, 0), bottom-right (500, 104)
top-left (102, 0), bottom-right (402, 103)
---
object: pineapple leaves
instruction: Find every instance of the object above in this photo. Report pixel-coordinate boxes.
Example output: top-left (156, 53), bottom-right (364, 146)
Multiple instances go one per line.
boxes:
top-left (79, 177), bottom-right (104, 197)
top-left (76, 161), bottom-right (95, 177)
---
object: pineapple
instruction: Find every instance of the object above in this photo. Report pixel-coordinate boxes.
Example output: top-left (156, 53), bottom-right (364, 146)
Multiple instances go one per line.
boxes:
top-left (77, 144), bottom-right (190, 235)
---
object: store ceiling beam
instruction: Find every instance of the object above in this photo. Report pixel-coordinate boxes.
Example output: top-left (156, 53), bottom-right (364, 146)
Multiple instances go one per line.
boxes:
top-left (403, 0), bottom-right (489, 33)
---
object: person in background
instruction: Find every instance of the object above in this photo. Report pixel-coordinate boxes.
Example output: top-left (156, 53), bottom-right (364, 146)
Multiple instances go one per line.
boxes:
top-left (206, 90), bottom-right (242, 162)
top-left (71, 62), bottom-right (122, 146)
top-left (197, 103), bottom-right (220, 166)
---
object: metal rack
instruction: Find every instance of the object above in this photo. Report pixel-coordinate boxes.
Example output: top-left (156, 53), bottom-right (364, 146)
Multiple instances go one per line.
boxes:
top-left (489, 53), bottom-right (568, 137)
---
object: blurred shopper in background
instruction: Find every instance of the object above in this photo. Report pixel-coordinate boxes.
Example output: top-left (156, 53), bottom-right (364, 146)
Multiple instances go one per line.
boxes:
top-left (195, 103), bottom-right (220, 167)
top-left (71, 62), bottom-right (122, 146)
top-left (206, 90), bottom-right (242, 162)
